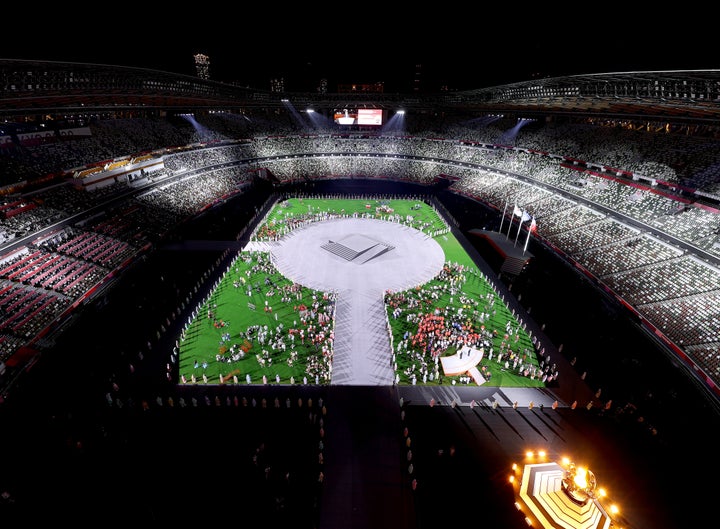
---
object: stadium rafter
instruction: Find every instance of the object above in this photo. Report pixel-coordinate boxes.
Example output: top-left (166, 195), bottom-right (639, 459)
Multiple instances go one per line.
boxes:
top-left (2, 60), bottom-right (720, 124)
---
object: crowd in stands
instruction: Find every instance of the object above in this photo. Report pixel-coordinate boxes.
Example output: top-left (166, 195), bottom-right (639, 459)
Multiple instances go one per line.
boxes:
top-left (1, 112), bottom-right (720, 396)
top-left (136, 166), bottom-right (255, 218)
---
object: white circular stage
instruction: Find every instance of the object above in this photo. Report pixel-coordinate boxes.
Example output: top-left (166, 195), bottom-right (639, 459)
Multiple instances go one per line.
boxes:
top-left (270, 217), bottom-right (445, 294)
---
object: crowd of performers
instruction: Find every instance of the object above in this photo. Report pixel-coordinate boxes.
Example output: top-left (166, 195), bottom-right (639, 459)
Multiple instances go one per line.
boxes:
top-left (385, 262), bottom-right (559, 386)
top-left (179, 250), bottom-right (336, 385)
top-left (252, 197), bottom-right (450, 242)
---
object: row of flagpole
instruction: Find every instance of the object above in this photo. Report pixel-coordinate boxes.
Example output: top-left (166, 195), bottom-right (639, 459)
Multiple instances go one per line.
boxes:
top-left (499, 198), bottom-right (537, 255)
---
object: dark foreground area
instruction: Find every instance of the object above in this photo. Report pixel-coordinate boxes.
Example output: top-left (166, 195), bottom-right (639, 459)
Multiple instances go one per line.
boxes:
top-left (1, 179), bottom-right (718, 528)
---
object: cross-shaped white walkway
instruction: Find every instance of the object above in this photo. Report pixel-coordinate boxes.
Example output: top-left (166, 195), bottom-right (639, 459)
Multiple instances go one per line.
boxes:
top-left (268, 217), bottom-right (446, 385)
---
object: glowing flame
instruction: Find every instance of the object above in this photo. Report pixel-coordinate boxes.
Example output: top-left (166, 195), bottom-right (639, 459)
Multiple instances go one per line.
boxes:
top-left (574, 467), bottom-right (588, 489)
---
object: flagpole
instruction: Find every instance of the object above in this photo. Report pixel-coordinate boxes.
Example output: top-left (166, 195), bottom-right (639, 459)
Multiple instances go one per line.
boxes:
top-left (514, 217), bottom-right (523, 247)
top-left (499, 198), bottom-right (508, 234)
top-left (507, 202), bottom-right (516, 240)
top-left (523, 217), bottom-right (534, 255)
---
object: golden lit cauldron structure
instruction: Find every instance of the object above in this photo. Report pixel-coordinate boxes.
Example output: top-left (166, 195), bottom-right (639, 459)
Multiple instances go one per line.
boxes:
top-left (511, 455), bottom-right (616, 529)
top-left (562, 462), bottom-right (598, 505)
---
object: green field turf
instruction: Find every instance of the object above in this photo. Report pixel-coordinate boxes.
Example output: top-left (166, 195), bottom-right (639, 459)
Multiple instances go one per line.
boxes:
top-left (177, 196), bottom-right (547, 388)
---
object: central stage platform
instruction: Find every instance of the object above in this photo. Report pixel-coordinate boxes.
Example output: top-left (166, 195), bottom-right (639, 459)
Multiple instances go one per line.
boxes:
top-left (468, 229), bottom-right (534, 276)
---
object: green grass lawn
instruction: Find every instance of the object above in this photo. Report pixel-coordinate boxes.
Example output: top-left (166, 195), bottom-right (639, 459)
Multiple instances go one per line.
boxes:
top-left (177, 196), bottom-right (548, 388)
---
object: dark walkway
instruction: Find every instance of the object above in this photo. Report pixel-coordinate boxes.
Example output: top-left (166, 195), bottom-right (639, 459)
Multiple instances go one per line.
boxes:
top-left (320, 385), bottom-right (417, 529)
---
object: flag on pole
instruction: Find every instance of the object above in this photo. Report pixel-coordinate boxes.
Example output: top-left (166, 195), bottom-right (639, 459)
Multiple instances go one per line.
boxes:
top-left (514, 207), bottom-right (529, 246)
top-left (523, 215), bottom-right (536, 255)
top-left (510, 203), bottom-right (523, 240)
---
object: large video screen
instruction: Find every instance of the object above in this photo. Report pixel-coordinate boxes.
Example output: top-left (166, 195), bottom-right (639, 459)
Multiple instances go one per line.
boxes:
top-left (334, 108), bottom-right (383, 126)
top-left (357, 108), bottom-right (383, 126)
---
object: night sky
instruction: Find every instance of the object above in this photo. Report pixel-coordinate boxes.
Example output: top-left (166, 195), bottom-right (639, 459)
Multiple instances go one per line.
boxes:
top-left (3, 7), bottom-right (718, 92)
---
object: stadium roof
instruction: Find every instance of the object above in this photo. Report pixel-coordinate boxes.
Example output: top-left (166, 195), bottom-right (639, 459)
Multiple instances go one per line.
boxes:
top-left (2, 60), bottom-right (720, 124)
